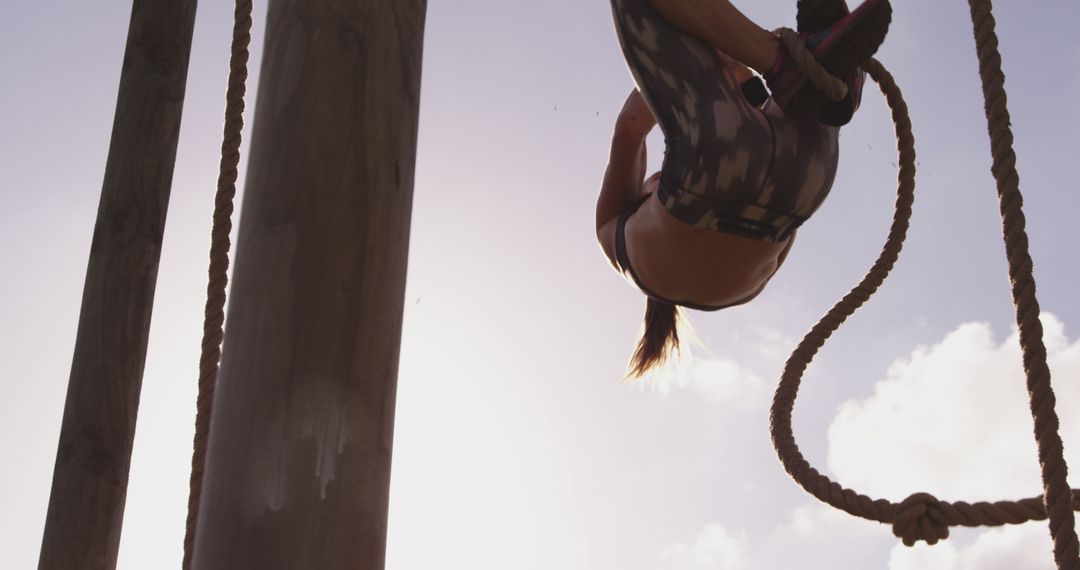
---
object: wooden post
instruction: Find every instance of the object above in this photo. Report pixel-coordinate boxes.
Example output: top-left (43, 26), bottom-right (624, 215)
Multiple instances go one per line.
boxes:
top-left (191, 1), bottom-right (426, 568)
top-left (38, 1), bottom-right (198, 569)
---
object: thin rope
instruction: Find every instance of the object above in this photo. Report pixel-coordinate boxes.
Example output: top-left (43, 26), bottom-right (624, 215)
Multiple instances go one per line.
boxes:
top-left (767, 2), bottom-right (1079, 567)
top-left (182, 1), bottom-right (252, 567)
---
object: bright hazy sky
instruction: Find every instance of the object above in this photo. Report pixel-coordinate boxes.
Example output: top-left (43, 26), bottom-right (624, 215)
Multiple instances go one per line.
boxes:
top-left (2, 1), bottom-right (1079, 568)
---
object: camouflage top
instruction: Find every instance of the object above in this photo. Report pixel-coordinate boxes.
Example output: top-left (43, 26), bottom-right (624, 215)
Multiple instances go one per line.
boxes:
top-left (612, 0), bottom-right (843, 243)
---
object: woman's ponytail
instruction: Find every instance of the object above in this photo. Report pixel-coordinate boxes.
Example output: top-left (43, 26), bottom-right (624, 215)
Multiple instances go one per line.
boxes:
top-left (627, 298), bottom-right (683, 378)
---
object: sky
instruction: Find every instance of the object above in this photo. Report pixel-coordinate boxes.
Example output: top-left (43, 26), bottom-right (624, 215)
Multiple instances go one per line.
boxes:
top-left (1, 0), bottom-right (1079, 568)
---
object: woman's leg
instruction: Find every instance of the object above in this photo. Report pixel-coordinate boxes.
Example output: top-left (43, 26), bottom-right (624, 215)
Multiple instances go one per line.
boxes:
top-left (647, 0), bottom-right (780, 74)
top-left (611, 0), bottom-right (779, 236)
top-left (643, 0), bottom-right (890, 124)
top-left (610, 0), bottom-right (770, 146)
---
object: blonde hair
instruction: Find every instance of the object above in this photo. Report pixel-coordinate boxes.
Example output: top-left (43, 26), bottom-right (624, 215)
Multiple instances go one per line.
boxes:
top-left (626, 298), bottom-right (686, 378)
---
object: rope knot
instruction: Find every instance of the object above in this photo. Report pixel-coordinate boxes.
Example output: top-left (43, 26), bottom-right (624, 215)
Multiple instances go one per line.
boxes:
top-left (774, 28), bottom-right (848, 102)
top-left (892, 493), bottom-right (950, 546)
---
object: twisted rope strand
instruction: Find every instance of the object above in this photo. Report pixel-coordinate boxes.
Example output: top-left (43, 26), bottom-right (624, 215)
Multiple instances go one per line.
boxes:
top-left (182, 1), bottom-right (252, 567)
top-left (775, 27), bottom-right (849, 101)
top-left (769, 7), bottom-right (1079, 567)
top-left (769, 54), bottom-right (916, 533)
top-left (966, 0), bottom-right (1078, 566)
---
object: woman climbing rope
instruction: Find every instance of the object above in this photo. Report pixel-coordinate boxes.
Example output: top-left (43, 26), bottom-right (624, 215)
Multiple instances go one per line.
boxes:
top-left (597, 0), bottom-right (892, 376)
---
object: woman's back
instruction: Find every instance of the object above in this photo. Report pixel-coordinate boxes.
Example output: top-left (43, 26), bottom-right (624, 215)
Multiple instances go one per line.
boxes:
top-left (624, 185), bottom-right (793, 308)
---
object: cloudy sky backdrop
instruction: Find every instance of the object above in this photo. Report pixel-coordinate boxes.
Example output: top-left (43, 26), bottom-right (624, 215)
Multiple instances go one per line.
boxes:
top-left (2, 0), bottom-right (1078, 568)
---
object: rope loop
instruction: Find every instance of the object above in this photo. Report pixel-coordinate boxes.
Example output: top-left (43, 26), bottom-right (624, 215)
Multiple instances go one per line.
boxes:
top-left (770, 1), bottom-right (1080, 565)
top-left (893, 493), bottom-right (950, 546)
top-left (774, 27), bottom-right (848, 102)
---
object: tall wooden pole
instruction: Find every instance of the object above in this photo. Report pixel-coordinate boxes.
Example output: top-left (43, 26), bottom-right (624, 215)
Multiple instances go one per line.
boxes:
top-left (38, 1), bottom-right (198, 569)
top-left (191, 1), bottom-right (426, 568)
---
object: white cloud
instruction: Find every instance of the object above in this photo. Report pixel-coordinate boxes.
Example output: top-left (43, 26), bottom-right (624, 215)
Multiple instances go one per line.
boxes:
top-left (758, 502), bottom-right (893, 568)
top-left (685, 357), bottom-right (765, 408)
top-left (773, 503), bottom-right (881, 543)
top-left (889, 525), bottom-right (1054, 570)
top-left (827, 313), bottom-right (1080, 501)
top-left (660, 524), bottom-right (750, 570)
top-left (639, 354), bottom-right (764, 408)
top-left (743, 325), bottom-right (798, 363)
top-left (824, 314), bottom-right (1079, 567)
top-left (888, 541), bottom-right (961, 570)
top-left (643, 326), bottom-right (791, 408)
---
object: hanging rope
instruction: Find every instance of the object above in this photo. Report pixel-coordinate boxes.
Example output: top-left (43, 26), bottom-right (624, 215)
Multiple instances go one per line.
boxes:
top-left (966, 0), bottom-right (1078, 564)
top-left (768, 0), bottom-right (1079, 567)
top-left (182, 1), bottom-right (252, 567)
top-left (172, 0), bottom-right (1077, 566)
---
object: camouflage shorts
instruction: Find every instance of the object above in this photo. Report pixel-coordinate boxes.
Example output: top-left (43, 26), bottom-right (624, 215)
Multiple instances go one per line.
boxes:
top-left (611, 0), bottom-right (842, 243)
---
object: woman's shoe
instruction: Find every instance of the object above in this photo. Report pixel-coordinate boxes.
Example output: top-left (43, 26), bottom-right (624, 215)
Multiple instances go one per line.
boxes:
top-left (797, 0), bottom-right (864, 126)
top-left (765, 0), bottom-right (891, 124)
top-left (798, 0), bottom-right (850, 34)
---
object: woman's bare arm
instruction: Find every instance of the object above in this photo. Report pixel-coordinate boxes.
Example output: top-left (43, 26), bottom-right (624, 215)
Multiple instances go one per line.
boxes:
top-left (596, 88), bottom-right (657, 228)
top-left (595, 89), bottom-right (657, 265)
top-left (596, 134), bottom-right (647, 231)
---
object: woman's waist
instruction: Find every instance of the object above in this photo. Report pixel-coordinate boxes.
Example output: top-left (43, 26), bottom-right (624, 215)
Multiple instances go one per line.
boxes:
top-left (628, 253), bottom-right (776, 308)
top-left (642, 192), bottom-right (795, 259)
top-left (630, 229), bottom-right (783, 300)
top-left (655, 179), bottom-right (806, 243)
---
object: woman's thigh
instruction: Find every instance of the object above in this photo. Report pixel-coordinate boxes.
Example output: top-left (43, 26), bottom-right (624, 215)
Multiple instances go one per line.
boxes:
top-left (611, 0), bottom-right (839, 241)
top-left (611, 0), bottom-right (772, 202)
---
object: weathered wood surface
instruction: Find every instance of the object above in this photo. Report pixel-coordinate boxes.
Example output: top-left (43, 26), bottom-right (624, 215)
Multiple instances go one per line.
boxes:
top-left (191, 1), bottom-right (427, 568)
top-left (38, 1), bottom-right (198, 569)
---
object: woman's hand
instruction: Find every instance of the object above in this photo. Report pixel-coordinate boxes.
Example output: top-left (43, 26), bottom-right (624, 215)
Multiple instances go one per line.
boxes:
top-left (613, 88), bottom-right (657, 141)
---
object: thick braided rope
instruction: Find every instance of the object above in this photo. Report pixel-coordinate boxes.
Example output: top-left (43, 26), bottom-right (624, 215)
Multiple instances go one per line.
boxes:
top-left (769, 18), bottom-right (1080, 568)
top-left (769, 54), bottom-right (922, 540)
top-left (774, 27), bottom-right (848, 102)
top-left (966, 0), bottom-right (1078, 566)
top-left (182, 1), bottom-right (252, 567)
